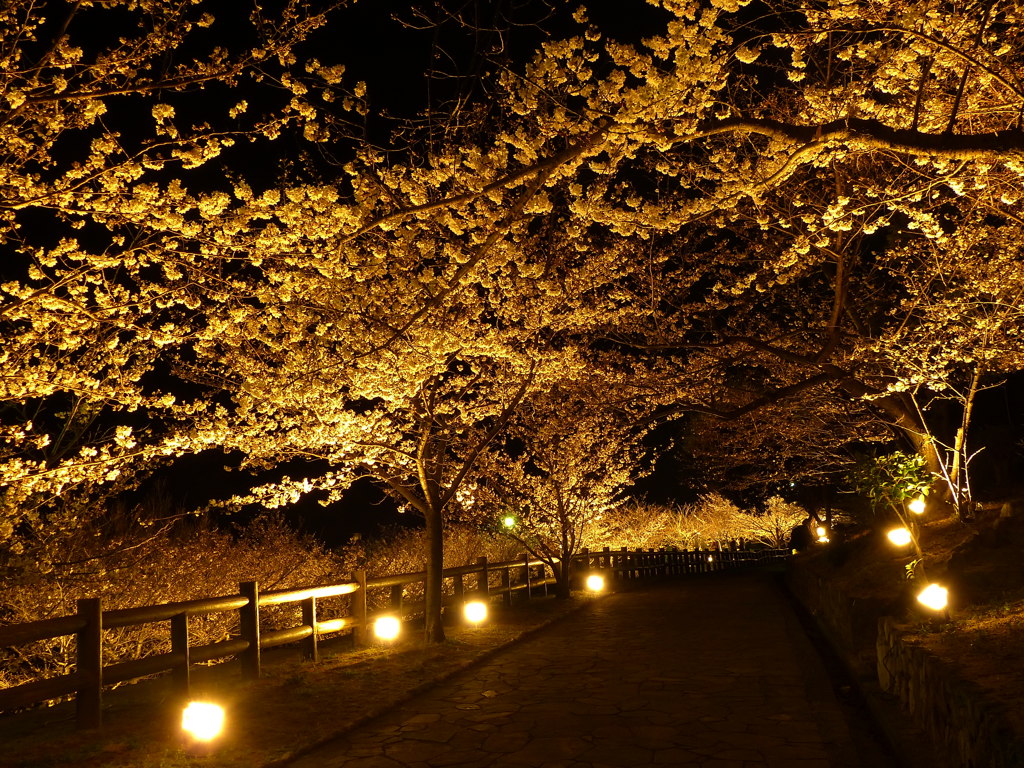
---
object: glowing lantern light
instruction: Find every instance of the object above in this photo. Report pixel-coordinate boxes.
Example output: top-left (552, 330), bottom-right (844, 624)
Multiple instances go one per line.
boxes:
top-left (908, 496), bottom-right (927, 515)
top-left (464, 600), bottom-right (488, 625)
top-left (707, 555), bottom-right (714, 563)
top-left (182, 701), bottom-right (225, 742)
top-left (585, 574), bottom-right (605, 592)
top-left (502, 515), bottom-right (516, 529)
top-left (373, 615), bottom-right (401, 641)
top-left (887, 527), bottom-right (913, 547)
top-left (917, 583), bottom-right (949, 612)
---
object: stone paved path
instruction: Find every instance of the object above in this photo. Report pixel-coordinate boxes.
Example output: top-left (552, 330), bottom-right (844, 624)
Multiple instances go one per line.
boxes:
top-left (287, 572), bottom-right (891, 768)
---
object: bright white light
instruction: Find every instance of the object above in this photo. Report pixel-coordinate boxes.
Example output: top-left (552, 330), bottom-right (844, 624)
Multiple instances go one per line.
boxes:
top-left (585, 574), bottom-right (605, 592)
top-left (182, 701), bottom-right (225, 742)
top-left (917, 583), bottom-right (949, 612)
top-left (887, 527), bottom-right (913, 547)
top-left (707, 555), bottom-right (714, 563)
top-left (464, 601), bottom-right (487, 624)
top-left (908, 496), bottom-right (927, 515)
top-left (373, 615), bottom-right (401, 641)
top-left (502, 515), bottom-right (516, 529)
top-left (816, 526), bottom-right (827, 538)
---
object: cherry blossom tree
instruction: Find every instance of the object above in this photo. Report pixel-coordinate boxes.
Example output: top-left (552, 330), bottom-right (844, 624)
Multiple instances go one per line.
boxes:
top-left (469, 383), bottom-right (654, 598)
top-left (0, 0), bottom-right (354, 555)
top-left (869, 219), bottom-right (1024, 516)
top-left (6, 0), bottom-right (1024, 611)
top-left (313, 0), bottom-right (1024, 506)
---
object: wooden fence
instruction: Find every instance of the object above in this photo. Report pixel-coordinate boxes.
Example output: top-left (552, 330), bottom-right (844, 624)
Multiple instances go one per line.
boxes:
top-left (0, 545), bottom-right (787, 727)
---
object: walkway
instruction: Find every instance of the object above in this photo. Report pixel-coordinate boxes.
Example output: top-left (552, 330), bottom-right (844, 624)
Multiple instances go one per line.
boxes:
top-left (287, 572), bottom-right (893, 768)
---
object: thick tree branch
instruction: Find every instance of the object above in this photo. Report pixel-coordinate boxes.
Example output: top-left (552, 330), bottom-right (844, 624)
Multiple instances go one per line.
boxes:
top-left (693, 117), bottom-right (1024, 160)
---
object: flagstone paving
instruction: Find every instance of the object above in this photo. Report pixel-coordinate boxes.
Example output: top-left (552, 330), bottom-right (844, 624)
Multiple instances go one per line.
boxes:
top-left (286, 572), bottom-right (894, 768)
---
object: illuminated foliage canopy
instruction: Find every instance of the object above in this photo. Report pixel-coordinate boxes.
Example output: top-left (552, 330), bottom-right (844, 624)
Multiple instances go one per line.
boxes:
top-left (2, 0), bottom-right (1023, 632)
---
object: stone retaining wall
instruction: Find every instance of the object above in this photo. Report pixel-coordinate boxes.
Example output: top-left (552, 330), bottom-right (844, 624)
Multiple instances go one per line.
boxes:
top-left (785, 560), bottom-right (887, 675)
top-left (876, 617), bottom-right (1024, 768)
top-left (787, 562), bottom-right (1024, 768)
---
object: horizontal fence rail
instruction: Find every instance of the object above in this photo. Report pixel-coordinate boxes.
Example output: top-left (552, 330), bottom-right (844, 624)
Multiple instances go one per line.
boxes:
top-left (0, 545), bottom-right (787, 727)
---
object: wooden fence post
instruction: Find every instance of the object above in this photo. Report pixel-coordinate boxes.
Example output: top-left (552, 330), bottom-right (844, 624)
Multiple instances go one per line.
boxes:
top-left (302, 597), bottom-right (319, 662)
top-left (501, 564), bottom-right (512, 606)
top-left (453, 571), bottom-right (465, 615)
top-left (353, 570), bottom-right (367, 646)
top-left (76, 597), bottom-right (103, 729)
top-left (522, 554), bottom-right (532, 601)
top-left (239, 581), bottom-right (261, 679)
top-left (390, 584), bottom-right (404, 614)
top-left (170, 612), bottom-right (190, 700)
top-left (476, 557), bottom-right (489, 599)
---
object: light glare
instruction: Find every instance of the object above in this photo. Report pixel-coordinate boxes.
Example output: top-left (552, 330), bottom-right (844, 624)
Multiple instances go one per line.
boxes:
top-left (585, 574), bottom-right (605, 592)
top-left (464, 600), bottom-right (487, 624)
top-left (373, 615), bottom-right (401, 641)
top-left (908, 496), bottom-right (927, 515)
top-left (502, 515), bottom-right (516, 529)
top-left (917, 583), bottom-right (949, 612)
top-left (887, 527), bottom-right (913, 546)
top-left (182, 701), bottom-right (225, 742)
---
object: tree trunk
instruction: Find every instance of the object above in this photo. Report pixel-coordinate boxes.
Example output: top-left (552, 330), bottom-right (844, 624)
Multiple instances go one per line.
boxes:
top-left (857, 390), bottom-right (948, 500)
top-left (555, 511), bottom-right (573, 599)
top-left (553, 558), bottom-right (572, 599)
top-left (423, 505), bottom-right (446, 644)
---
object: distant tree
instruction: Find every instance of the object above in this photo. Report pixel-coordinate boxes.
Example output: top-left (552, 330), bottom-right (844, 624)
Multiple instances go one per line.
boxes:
top-left (470, 384), bottom-right (654, 598)
top-left (748, 497), bottom-right (808, 549)
top-left (593, 501), bottom-right (680, 550)
top-left (675, 493), bottom-right (752, 550)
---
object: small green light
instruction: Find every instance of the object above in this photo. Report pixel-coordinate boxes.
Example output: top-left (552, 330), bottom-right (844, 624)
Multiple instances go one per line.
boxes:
top-left (502, 515), bottom-right (516, 529)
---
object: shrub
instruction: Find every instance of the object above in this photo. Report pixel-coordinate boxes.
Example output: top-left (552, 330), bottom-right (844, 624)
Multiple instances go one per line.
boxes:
top-left (0, 513), bottom-right (343, 694)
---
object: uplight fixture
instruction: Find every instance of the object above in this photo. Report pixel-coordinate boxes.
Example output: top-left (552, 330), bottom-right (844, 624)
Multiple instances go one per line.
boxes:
top-left (373, 615), bottom-right (401, 641)
top-left (908, 496), bottom-right (927, 515)
top-left (585, 574), bottom-right (605, 592)
top-left (886, 527), bottom-right (913, 547)
top-left (917, 583), bottom-right (949, 612)
top-left (182, 701), bottom-right (225, 742)
top-left (464, 600), bottom-right (488, 625)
